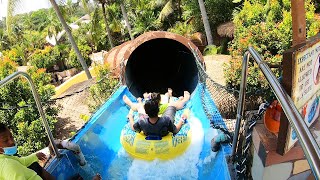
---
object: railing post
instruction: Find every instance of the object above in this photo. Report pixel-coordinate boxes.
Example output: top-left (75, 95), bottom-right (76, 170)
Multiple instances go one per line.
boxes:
top-left (0, 71), bottom-right (61, 158)
top-left (232, 51), bottom-right (250, 159)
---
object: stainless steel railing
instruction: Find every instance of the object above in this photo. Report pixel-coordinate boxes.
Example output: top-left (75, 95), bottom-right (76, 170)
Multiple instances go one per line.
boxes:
top-left (232, 47), bottom-right (320, 178)
top-left (0, 71), bottom-right (61, 158)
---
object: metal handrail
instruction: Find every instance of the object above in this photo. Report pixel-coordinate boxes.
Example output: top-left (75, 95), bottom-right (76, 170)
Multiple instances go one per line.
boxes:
top-left (0, 71), bottom-right (61, 158)
top-left (232, 47), bottom-right (320, 178)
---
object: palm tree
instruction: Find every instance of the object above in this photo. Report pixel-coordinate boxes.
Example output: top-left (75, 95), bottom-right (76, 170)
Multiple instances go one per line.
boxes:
top-left (98, 0), bottom-right (114, 48)
top-left (6, 0), bottom-right (20, 35)
top-left (6, 0), bottom-right (92, 79)
top-left (45, 9), bottom-right (63, 44)
top-left (119, 1), bottom-right (134, 40)
top-left (49, 0), bottom-right (92, 79)
top-left (197, 0), bottom-right (213, 45)
top-left (158, 0), bottom-right (182, 22)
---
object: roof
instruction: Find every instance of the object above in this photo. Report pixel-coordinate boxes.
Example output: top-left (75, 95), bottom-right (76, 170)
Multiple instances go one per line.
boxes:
top-left (217, 21), bottom-right (234, 38)
top-left (46, 14), bottom-right (91, 46)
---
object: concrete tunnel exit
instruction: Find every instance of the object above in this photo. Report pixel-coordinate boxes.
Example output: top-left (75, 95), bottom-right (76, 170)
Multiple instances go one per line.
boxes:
top-left (125, 38), bottom-right (199, 98)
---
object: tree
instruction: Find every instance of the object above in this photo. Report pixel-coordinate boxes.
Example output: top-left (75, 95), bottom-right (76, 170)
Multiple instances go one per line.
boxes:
top-left (45, 9), bottom-right (63, 44)
top-left (126, 0), bottom-right (159, 36)
top-left (6, 0), bottom-right (20, 35)
top-left (49, 0), bottom-right (92, 79)
top-left (98, 0), bottom-right (114, 48)
top-left (119, 2), bottom-right (134, 40)
top-left (0, 57), bottom-right (58, 155)
top-left (225, 0), bottom-right (320, 100)
top-left (197, 0), bottom-right (213, 45)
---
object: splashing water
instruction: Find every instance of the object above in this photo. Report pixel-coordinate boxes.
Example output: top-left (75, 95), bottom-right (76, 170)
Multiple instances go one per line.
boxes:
top-left (121, 116), bottom-right (216, 179)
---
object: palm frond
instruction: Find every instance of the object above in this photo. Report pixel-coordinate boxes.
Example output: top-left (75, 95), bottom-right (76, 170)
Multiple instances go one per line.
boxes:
top-left (158, 0), bottom-right (174, 22)
top-left (80, 0), bottom-right (90, 14)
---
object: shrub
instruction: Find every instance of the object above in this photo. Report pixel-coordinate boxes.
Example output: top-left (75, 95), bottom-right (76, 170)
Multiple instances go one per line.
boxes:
top-left (3, 48), bottom-right (19, 63)
top-left (66, 44), bottom-right (92, 69)
top-left (204, 45), bottom-right (222, 55)
top-left (225, 0), bottom-right (320, 101)
top-left (29, 46), bottom-right (61, 69)
top-left (0, 57), bottom-right (57, 155)
top-left (182, 0), bottom-right (235, 33)
top-left (88, 64), bottom-right (119, 112)
top-left (168, 21), bottom-right (196, 37)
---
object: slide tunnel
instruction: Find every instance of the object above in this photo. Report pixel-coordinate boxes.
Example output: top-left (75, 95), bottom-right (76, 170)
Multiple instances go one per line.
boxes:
top-left (104, 31), bottom-right (204, 97)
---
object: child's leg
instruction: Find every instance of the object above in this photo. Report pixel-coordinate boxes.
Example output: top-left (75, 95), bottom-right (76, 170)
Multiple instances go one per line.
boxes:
top-left (136, 97), bottom-right (146, 114)
top-left (123, 95), bottom-right (139, 111)
top-left (163, 88), bottom-right (173, 104)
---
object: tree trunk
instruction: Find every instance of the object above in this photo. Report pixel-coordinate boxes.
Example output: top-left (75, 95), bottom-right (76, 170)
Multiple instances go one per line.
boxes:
top-left (197, 0), bottom-right (213, 45)
top-left (6, 0), bottom-right (18, 35)
top-left (49, 0), bottom-right (92, 79)
top-left (177, 0), bottom-right (182, 21)
top-left (120, 3), bottom-right (134, 40)
top-left (101, 3), bottom-right (114, 48)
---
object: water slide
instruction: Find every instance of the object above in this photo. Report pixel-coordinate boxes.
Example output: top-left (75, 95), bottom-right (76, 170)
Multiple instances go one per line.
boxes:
top-left (46, 31), bottom-right (232, 179)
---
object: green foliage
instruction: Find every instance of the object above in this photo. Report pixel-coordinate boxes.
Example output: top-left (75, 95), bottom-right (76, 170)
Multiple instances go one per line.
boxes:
top-left (203, 45), bottom-right (222, 55)
top-left (225, 0), bottom-right (320, 100)
top-left (158, 0), bottom-right (175, 22)
top-left (90, 8), bottom-right (107, 51)
top-left (80, 114), bottom-right (90, 122)
top-left (181, 0), bottom-right (235, 34)
top-left (2, 48), bottom-right (23, 65)
top-left (29, 46), bottom-right (62, 69)
top-left (0, 29), bottom-right (10, 51)
top-left (0, 58), bottom-right (57, 156)
top-left (88, 64), bottom-right (119, 112)
top-left (126, 0), bottom-right (161, 36)
top-left (69, 131), bottom-right (76, 137)
top-left (66, 43), bottom-right (92, 69)
top-left (168, 21), bottom-right (196, 37)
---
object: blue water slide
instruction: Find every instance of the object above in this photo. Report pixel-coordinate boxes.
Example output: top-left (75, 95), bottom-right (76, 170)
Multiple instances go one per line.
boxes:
top-left (46, 84), bottom-right (231, 179)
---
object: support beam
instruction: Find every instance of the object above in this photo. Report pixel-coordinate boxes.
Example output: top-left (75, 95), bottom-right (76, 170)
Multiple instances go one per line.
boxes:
top-left (291, 0), bottom-right (306, 46)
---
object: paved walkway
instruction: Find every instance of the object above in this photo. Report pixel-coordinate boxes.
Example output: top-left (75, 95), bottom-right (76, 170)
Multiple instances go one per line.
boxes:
top-left (204, 55), bottom-right (231, 86)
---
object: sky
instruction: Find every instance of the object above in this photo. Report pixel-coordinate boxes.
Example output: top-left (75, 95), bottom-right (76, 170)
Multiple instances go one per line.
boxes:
top-left (0, 0), bottom-right (53, 18)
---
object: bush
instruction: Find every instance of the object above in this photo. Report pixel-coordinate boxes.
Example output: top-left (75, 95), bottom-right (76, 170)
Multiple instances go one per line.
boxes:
top-left (225, 0), bottom-right (320, 101)
top-left (2, 48), bottom-right (22, 65)
top-left (168, 21), bottom-right (196, 37)
top-left (29, 46), bottom-right (61, 69)
top-left (66, 44), bottom-right (92, 69)
top-left (88, 64), bottom-right (119, 112)
top-left (0, 57), bottom-right (58, 156)
top-left (182, 0), bottom-right (235, 33)
top-left (204, 45), bottom-right (222, 55)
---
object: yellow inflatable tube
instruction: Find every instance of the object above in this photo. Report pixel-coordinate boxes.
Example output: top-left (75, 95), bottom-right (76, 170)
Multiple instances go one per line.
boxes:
top-left (120, 123), bottom-right (192, 161)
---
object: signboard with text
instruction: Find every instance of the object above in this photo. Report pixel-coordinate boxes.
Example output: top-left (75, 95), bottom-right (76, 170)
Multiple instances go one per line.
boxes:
top-left (285, 40), bottom-right (320, 150)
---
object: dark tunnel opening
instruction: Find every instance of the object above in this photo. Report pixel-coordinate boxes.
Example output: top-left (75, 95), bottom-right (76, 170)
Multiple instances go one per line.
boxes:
top-left (125, 38), bottom-right (199, 97)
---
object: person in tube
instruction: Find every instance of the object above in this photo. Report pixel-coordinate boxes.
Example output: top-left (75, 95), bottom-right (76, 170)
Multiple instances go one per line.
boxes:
top-left (127, 99), bottom-right (188, 137)
top-left (123, 88), bottom-right (190, 115)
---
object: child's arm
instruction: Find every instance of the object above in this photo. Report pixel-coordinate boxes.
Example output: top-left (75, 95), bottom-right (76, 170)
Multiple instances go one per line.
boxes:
top-left (173, 119), bottom-right (185, 134)
top-left (173, 109), bottom-right (190, 134)
top-left (128, 112), bottom-right (135, 131)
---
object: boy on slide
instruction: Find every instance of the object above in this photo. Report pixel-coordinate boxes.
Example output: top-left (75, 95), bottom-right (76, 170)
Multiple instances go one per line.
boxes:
top-left (123, 88), bottom-right (190, 115)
